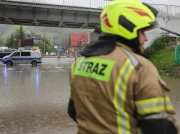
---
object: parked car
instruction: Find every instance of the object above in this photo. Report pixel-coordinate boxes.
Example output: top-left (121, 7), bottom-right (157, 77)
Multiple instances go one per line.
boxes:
top-left (2, 50), bottom-right (42, 66)
top-left (50, 52), bottom-right (56, 56)
top-left (0, 49), bottom-right (17, 59)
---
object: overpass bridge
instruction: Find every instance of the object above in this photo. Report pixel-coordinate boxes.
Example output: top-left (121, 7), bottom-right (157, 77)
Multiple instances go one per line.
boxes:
top-left (0, 0), bottom-right (178, 29)
top-left (0, 0), bottom-right (109, 28)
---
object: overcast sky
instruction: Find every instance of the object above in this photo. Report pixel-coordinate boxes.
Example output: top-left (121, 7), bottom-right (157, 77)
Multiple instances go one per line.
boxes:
top-left (141, 0), bottom-right (180, 5)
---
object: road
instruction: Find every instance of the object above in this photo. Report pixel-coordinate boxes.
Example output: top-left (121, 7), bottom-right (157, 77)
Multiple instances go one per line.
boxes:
top-left (0, 58), bottom-right (77, 134)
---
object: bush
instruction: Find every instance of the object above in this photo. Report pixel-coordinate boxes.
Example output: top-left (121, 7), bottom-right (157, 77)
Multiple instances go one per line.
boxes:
top-left (143, 35), bottom-right (172, 58)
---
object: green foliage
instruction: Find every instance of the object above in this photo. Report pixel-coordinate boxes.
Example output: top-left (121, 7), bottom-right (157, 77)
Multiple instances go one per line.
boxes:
top-left (6, 34), bottom-right (15, 48)
top-left (5, 25), bottom-right (26, 48)
top-left (0, 24), bottom-right (89, 48)
top-left (46, 44), bottom-right (55, 53)
top-left (144, 35), bottom-right (180, 79)
top-left (149, 49), bottom-right (180, 78)
top-left (35, 35), bottom-right (53, 54)
top-left (143, 35), bottom-right (172, 58)
top-left (0, 38), bottom-right (5, 46)
top-left (18, 25), bottom-right (25, 39)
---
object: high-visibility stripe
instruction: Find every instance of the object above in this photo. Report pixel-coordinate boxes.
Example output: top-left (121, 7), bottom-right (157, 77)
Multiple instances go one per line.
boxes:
top-left (135, 97), bottom-right (174, 115)
top-left (70, 58), bottom-right (81, 84)
top-left (113, 59), bottom-right (134, 134)
top-left (144, 113), bottom-right (171, 120)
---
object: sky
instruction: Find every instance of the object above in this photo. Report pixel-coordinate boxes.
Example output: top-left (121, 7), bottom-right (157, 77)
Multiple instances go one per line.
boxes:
top-left (141, 0), bottom-right (180, 5)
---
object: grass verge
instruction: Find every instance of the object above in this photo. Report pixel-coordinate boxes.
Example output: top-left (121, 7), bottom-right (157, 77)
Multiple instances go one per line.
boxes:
top-left (149, 49), bottom-right (180, 79)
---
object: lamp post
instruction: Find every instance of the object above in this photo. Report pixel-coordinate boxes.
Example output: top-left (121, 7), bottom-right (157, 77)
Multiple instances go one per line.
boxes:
top-left (43, 33), bottom-right (45, 56)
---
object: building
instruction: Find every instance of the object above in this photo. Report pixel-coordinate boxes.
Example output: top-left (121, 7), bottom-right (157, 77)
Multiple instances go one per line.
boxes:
top-left (69, 34), bottom-right (88, 47)
top-left (68, 33), bottom-right (88, 57)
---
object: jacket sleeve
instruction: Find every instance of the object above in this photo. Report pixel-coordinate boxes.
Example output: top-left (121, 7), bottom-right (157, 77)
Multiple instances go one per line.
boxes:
top-left (134, 61), bottom-right (179, 134)
top-left (68, 98), bottom-right (77, 123)
top-left (67, 62), bottom-right (77, 123)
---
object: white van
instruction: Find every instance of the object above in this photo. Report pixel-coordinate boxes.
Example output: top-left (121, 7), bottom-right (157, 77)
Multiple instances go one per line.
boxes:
top-left (2, 50), bottom-right (42, 66)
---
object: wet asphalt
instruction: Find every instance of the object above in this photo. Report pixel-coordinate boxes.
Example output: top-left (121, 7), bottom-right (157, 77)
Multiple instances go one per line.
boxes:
top-left (0, 58), bottom-right (77, 134)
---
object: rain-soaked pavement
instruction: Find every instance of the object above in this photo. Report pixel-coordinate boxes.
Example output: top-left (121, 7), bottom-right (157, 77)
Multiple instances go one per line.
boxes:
top-left (0, 58), bottom-right (77, 134)
top-left (0, 58), bottom-right (179, 134)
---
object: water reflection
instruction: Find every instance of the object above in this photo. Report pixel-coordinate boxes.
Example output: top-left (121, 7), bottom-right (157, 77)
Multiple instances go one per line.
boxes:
top-left (0, 61), bottom-right (75, 134)
top-left (3, 66), bottom-right (7, 85)
top-left (36, 69), bottom-right (40, 92)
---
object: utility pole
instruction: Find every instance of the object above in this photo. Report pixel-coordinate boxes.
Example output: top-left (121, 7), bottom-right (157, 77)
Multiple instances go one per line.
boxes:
top-left (43, 33), bottom-right (45, 56)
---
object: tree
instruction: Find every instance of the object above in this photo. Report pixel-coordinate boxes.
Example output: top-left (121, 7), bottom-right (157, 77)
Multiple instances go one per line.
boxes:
top-left (19, 25), bottom-right (25, 40)
top-left (0, 38), bottom-right (5, 46)
top-left (6, 34), bottom-right (15, 48)
top-left (46, 44), bottom-right (55, 53)
top-left (14, 28), bottom-right (20, 39)
top-left (13, 25), bottom-right (25, 40)
top-left (35, 35), bottom-right (53, 54)
top-left (5, 25), bottom-right (26, 48)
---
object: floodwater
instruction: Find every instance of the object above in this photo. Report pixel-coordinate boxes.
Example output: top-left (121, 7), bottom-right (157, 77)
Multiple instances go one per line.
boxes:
top-left (163, 77), bottom-right (180, 124)
top-left (0, 58), bottom-right (179, 134)
top-left (0, 58), bottom-right (77, 134)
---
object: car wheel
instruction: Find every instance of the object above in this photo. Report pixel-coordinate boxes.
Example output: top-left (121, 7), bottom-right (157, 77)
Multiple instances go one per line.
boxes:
top-left (31, 61), bottom-right (37, 66)
top-left (6, 61), bottom-right (13, 66)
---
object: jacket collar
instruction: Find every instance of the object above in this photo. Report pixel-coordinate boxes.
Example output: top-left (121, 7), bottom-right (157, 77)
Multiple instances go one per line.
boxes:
top-left (116, 42), bottom-right (134, 53)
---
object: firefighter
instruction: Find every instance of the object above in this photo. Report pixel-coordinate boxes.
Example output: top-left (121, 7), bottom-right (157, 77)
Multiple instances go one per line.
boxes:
top-left (68, 0), bottom-right (179, 134)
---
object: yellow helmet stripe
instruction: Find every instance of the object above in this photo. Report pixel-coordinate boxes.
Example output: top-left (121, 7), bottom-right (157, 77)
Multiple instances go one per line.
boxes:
top-left (126, 6), bottom-right (152, 19)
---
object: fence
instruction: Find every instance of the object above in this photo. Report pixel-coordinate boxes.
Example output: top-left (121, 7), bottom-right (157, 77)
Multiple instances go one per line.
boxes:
top-left (0, 0), bottom-right (171, 13)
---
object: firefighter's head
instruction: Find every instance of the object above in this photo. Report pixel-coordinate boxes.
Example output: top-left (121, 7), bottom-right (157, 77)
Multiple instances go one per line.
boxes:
top-left (100, 0), bottom-right (159, 54)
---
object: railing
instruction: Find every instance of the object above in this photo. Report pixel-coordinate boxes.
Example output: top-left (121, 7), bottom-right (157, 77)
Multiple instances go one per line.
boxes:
top-left (1, 0), bottom-right (180, 18)
top-left (169, 5), bottom-right (180, 18)
top-left (0, 0), bottom-right (110, 10)
top-left (151, 4), bottom-right (168, 17)
top-left (0, 0), bottom-right (168, 12)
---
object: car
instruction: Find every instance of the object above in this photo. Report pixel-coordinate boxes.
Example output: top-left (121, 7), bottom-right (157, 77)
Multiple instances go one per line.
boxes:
top-left (0, 49), bottom-right (17, 59)
top-left (50, 52), bottom-right (56, 56)
top-left (2, 50), bottom-right (42, 66)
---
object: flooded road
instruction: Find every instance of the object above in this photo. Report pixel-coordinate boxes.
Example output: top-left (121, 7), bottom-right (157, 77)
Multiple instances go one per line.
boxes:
top-left (163, 77), bottom-right (180, 124)
top-left (0, 58), bottom-right (179, 134)
top-left (0, 58), bottom-right (77, 134)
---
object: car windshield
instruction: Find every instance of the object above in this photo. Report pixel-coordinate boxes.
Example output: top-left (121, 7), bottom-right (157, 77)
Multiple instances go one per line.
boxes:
top-left (11, 52), bottom-right (20, 57)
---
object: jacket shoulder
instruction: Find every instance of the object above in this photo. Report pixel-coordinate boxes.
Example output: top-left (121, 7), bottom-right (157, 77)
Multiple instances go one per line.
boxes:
top-left (134, 54), bottom-right (158, 73)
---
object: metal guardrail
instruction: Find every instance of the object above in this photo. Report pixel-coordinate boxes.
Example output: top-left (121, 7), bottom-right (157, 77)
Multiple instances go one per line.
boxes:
top-left (150, 4), bottom-right (168, 17)
top-left (0, 0), bottom-right (109, 10)
top-left (0, 0), bottom-right (168, 12)
top-left (160, 26), bottom-right (180, 36)
top-left (1, 0), bottom-right (180, 18)
top-left (169, 5), bottom-right (180, 18)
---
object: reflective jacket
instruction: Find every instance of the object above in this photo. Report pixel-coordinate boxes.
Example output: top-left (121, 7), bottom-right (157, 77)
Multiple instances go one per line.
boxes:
top-left (69, 42), bottom-right (179, 134)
